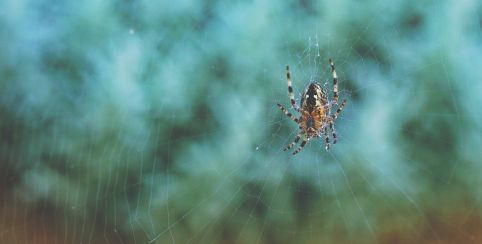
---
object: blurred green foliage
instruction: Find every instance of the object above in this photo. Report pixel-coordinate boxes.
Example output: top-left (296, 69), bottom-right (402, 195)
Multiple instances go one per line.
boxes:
top-left (1, 0), bottom-right (482, 243)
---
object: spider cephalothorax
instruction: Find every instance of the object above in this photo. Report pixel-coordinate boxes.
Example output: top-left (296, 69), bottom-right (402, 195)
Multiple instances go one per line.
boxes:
top-left (277, 59), bottom-right (347, 155)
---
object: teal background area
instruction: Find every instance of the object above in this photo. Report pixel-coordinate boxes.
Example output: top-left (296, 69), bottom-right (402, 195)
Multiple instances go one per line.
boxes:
top-left (1, 0), bottom-right (482, 243)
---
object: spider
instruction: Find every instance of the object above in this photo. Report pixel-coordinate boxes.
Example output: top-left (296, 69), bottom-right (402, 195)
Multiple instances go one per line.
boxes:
top-left (277, 59), bottom-right (347, 155)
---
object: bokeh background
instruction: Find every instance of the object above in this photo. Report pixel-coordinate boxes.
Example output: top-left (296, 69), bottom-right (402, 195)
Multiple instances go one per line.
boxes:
top-left (1, 0), bottom-right (482, 243)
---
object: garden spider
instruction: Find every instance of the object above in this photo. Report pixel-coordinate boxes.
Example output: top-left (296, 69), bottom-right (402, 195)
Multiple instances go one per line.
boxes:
top-left (277, 59), bottom-right (347, 155)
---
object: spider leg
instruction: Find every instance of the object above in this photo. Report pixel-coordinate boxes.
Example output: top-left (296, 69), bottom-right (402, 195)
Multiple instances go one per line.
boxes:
top-left (286, 65), bottom-right (300, 112)
top-left (329, 59), bottom-right (339, 104)
top-left (292, 138), bottom-right (308, 155)
top-left (322, 126), bottom-right (330, 150)
top-left (328, 120), bottom-right (337, 144)
top-left (277, 103), bottom-right (299, 123)
top-left (332, 99), bottom-right (347, 121)
top-left (283, 133), bottom-right (301, 151)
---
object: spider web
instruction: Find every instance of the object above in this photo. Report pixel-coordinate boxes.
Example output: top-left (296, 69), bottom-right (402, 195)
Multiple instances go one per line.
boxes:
top-left (1, 0), bottom-right (482, 243)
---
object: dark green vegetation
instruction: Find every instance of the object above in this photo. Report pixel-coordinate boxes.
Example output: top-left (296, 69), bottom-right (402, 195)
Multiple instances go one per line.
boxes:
top-left (1, 0), bottom-right (482, 243)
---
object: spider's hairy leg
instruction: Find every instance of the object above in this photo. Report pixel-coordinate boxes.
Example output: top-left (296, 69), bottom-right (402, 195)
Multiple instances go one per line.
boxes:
top-left (329, 120), bottom-right (337, 144)
top-left (277, 103), bottom-right (299, 123)
top-left (329, 59), bottom-right (339, 104)
top-left (292, 138), bottom-right (308, 155)
top-left (332, 98), bottom-right (347, 120)
top-left (283, 133), bottom-right (301, 151)
top-left (286, 65), bottom-right (299, 112)
top-left (322, 126), bottom-right (330, 150)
